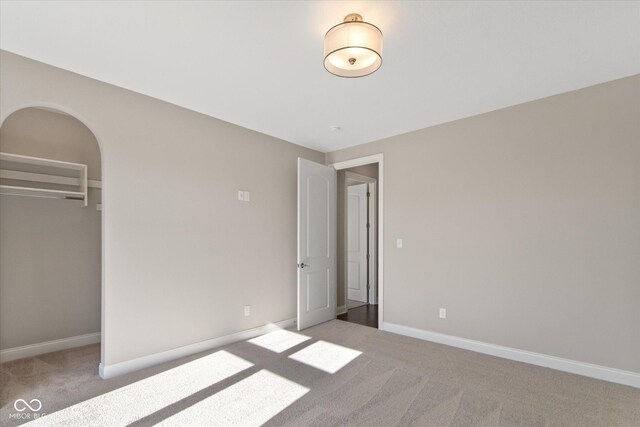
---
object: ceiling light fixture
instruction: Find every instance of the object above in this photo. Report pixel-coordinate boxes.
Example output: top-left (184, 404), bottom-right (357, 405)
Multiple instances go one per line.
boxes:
top-left (323, 13), bottom-right (383, 78)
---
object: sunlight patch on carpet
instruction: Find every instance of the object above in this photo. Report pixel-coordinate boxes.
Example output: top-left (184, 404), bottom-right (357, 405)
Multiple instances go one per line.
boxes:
top-left (159, 369), bottom-right (309, 426)
top-left (247, 329), bottom-right (311, 353)
top-left (288, 340), bottom-right (362, 374)
top-left (28, 350), bottom-right (252, 426)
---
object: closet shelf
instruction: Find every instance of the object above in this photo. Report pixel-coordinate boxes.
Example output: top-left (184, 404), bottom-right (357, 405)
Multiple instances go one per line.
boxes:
top-left (0, 185), bottom-right (85, 200)
top-left (0, 152), bottom-right (88, 206)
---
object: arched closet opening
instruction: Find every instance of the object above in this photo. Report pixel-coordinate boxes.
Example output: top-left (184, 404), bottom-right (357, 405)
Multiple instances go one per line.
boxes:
top-left (0, 107), bottom-right (102, 364)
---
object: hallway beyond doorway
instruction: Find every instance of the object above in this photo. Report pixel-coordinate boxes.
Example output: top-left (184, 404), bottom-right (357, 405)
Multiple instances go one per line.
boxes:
top-left (337, 304), bottom-right (378, 329)
top-left (347, 300), bottom-right (367, 310)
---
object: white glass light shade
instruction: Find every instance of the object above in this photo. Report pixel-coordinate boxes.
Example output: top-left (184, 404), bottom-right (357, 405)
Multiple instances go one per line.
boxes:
top-left (324, 18), bottom-right (383, 78)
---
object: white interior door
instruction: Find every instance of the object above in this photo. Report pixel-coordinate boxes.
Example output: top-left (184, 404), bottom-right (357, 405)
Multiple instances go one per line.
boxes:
top-left (347, 183), bottom-right (368, 303)
top-left (297, 158), bottom-right (336, 330)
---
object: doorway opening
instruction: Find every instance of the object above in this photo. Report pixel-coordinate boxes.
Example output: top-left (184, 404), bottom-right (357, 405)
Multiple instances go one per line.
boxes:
top-left (0, 107), bottom-right (103, 364)
top-left (333, 155), bottom-right (383, 329)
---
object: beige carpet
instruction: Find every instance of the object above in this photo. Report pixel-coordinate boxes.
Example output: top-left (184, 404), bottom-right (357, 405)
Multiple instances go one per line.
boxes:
top-left (347, 300), bottom-right (367, 310)
top-left (1, 320), bottom-right (639, 426)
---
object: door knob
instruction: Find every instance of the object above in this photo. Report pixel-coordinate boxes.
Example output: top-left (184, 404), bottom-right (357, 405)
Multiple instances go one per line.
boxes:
top-left (299, 262), bottom-right (310, 269)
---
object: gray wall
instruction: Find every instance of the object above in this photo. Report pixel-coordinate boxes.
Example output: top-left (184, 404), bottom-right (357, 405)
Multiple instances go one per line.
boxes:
top-left (0, 51), bottom-right (324, 367)
top-left (326, 75), bottom-right (640, 373)
top-left (0, 108), bottom-right (102, 349)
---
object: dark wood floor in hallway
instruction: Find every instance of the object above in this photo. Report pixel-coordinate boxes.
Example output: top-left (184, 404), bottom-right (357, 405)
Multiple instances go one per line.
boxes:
top-left (337, 304), bottom-right (378, 328)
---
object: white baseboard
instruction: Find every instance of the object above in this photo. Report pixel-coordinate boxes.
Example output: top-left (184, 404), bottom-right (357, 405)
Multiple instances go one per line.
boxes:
top-left (337, 305), bottom-right (347, 315)
top-left (381, 322), bottom-right (640, 389)
top-left (0, 332), bottom-right (101, 363)
top-left (99, 318), bottom-right (296, 379)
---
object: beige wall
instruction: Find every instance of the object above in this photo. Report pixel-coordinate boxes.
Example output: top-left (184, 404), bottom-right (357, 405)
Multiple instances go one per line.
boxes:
top-left (0, 51), bottom-right (324, 368)
top-left (1, 108), bottom-right (102, 179)
top-left (326, 75), bottom-right (640, 373)
top-left (1, 108), bottom-right (102, 350)
top-left (346, 164), bottom-right (378, 180)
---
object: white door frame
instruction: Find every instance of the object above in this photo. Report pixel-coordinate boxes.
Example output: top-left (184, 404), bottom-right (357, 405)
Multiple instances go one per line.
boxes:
top-left (345, 172), bottom-right (377, 306)
top-left (331, 154), bottom-right (384, 329)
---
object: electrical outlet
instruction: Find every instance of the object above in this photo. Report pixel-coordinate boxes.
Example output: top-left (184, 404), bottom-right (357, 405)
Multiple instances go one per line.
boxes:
top-left (244, 305), bottom-right (251, 317)
top-left (439, 308), bottom-right (447, 319)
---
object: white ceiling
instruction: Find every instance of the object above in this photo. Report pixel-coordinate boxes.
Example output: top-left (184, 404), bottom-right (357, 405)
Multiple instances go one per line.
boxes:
top-left (1, 1), bottom-right (639, 153)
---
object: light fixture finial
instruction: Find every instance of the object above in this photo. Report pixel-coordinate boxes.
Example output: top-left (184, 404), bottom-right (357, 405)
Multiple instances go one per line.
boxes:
top-left (344, 13), bottom-right (363, 23)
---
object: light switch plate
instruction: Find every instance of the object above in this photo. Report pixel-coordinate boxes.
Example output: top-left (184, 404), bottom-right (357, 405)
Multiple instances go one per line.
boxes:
top-left (244, 191), bottom-right (250, 202)
top-left (396, 238), bottom-right (403, 248)
top-left (238, 190), bottom-right (245, 201)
